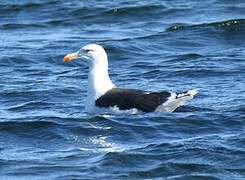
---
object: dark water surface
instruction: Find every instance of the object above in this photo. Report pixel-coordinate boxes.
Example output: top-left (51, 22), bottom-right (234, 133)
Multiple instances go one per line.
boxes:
top-left (0, 0), bottom-right (245, 179)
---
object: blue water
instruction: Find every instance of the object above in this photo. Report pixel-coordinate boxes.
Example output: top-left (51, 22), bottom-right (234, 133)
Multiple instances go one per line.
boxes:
top-left (0, 0), bottom-right (245, 179)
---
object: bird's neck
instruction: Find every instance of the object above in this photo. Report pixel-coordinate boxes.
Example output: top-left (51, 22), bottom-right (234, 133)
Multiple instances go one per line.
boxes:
top-left (87, 62), bottom-right (115, 102)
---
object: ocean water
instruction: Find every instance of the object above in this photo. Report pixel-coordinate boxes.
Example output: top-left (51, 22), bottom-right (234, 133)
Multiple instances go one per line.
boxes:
top-left (0, 0), bottom-right (245, 179)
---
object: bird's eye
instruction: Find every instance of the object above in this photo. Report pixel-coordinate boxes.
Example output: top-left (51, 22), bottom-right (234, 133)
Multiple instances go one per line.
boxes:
top-left (84, 49), bottom-right (90, 52)
top-left (84, 49), bottom-right (94, 53)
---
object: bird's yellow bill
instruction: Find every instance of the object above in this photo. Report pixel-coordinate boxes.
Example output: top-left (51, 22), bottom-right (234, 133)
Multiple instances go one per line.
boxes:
top-left (63, 52), bottom-right (78, 62)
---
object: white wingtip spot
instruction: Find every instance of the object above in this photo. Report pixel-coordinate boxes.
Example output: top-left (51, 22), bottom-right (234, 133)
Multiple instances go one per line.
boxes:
top-left (188, 89), bottom-right (199, 96)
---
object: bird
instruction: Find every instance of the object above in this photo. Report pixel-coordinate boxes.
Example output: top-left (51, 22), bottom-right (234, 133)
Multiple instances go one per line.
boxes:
top-left (63, 44), bottom-right (198, 114)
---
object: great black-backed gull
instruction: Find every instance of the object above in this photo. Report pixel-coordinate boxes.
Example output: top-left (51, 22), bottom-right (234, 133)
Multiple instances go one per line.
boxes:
top-left (64, 44), bottom-right (198, 114)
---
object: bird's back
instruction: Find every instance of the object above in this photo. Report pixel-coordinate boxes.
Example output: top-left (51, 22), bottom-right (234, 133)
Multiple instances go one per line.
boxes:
top-left (95, 88), bottom-right (171, 112)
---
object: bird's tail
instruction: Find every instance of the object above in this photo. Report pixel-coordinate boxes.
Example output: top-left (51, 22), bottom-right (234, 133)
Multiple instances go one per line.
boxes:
top-left (155, 89), bottom-right (198, 113)
top-left (176, 89), bottom-right (198, 99)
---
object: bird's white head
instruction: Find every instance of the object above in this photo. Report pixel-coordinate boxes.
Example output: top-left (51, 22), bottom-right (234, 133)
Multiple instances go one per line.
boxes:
top-left (64, 44), bottom-right (115, 108)
top-left (64, 44), bottom-right (108, 67)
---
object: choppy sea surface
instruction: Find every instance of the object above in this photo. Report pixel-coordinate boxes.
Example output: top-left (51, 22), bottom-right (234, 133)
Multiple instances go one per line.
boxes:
top-left (0, 0), bottom-right (245, 179)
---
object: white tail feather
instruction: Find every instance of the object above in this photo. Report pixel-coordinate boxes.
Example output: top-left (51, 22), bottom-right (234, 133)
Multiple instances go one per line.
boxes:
top-left (155, 89), bottom-right (198, 113)
top-left (177, 89), bottom-right (198, 98)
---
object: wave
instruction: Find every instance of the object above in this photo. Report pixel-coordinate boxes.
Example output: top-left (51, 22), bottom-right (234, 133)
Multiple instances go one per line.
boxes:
top-left (97, 132), bottom-right (245, 177)
top-left (0, 120), bottom-right (58, 130)
top-left (96, 18), bottom-right (245, 42)
top-left (167, 18), bottom-right (245, 31)
top-left (1, 23), bottom-right (46, 30)
top-left (0, 1), bottom-right (57, 9)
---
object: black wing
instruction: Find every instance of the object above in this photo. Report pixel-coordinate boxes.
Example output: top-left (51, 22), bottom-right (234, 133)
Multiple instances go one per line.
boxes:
top-left (95, 88), bottom-right (171, 112)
